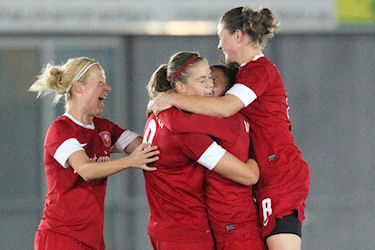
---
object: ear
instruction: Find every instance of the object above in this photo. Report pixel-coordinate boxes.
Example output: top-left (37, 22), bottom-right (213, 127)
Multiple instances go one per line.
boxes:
top-left (72, 81), bottom-right (84, 94)
top-left (174, 81), bottom-right (186, 94)
top-left (235, 29), bottom-right (246, 43)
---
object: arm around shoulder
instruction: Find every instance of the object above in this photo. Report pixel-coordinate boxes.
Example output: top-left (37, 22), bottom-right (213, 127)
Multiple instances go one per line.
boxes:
top-left (170, 94), bottom-right (244, 118)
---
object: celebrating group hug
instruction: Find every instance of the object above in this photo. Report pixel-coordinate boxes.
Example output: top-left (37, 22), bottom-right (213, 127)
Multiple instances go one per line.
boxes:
top-left (31, 6), bottom-right (310, 250)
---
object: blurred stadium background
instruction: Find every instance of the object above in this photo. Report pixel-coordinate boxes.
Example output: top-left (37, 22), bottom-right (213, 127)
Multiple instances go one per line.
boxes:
top-left (0, 0), bottom-right (374, 249)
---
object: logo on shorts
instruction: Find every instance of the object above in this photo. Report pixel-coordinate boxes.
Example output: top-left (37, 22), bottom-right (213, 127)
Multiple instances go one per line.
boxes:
top-left (262, 198), bottom-right (272, 227)
top-left (244, 120), bottom-right (250, 133)
top-left (263, 217), bottom-right (270, 227)
top-left (99, 131), bottom-right (111, 148)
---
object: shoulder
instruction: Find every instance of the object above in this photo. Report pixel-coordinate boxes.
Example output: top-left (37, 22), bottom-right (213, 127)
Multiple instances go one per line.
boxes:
top-left (94, 116), bottom-right (123, 131)
top-left (238, 57), bottom-right (280, 82)
top-left (238, 60), bottom-right (267, 80)
top-left (244, 56), bottom-right (276, 71)
top-left (45, 116), bottom-right (78, 146)
top-left (48, 116), bottom-right (74, 133)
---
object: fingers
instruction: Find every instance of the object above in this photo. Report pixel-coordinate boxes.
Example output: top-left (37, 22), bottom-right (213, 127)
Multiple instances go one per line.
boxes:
top-left (143, 145), bottom-right (158, 152)
top-left (136, 143), bottom-right (155, 151)
top-left (147, 100), bottom-right (155, 110)
top-left (130, 143), bottom-right (160, 168)
top-left (142, 165), bottom-right (157, 171)
top-left (145, 156), bottom-right (159, 164)
top-left (151, 103), bottom-right (160, 116)
top-left (145, 149), bottom-right (160, 158)
top-left (138, 142), bottom-right (150, 150)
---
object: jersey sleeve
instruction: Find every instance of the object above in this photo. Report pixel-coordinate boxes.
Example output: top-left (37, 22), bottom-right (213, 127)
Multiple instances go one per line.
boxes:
top-left (158, 108), bottom-right (236, 142)
top-left (179, 133), bottom-right (226, 170)
top-left (226, 64), bottom-right (268, 107)
top-left (45, 120), bottom-right (85, 168)
top-left (112, 130), bottom-right (139, 153)
top-left (54, 138), bottom-right (85, 168)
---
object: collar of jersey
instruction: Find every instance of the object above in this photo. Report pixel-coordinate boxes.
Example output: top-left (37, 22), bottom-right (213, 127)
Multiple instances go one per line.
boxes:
top-left (63, 112), bottom-right (95, 130)
top-left (240, 53), bottom-right (264, 67)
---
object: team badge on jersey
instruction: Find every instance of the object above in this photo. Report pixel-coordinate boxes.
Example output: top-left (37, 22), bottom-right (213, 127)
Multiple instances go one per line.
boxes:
top-left (99, 131), bottom-right (111, 148)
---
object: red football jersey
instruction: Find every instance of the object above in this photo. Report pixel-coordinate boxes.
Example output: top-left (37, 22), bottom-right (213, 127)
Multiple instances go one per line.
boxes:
top-left (38, 113), bottom-right (138, 249)
top-left (227, 55), bottom-right (310, 235)
top-left (158, 108), bottom-right (263, 243)
top-left (143, 111), bottom-right (226, 242)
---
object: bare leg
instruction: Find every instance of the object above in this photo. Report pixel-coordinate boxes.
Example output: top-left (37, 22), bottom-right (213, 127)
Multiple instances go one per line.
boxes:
top-left (266, 233), bottom-right (301, 250)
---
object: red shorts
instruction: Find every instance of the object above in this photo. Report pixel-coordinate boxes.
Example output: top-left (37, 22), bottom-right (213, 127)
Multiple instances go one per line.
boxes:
top-left (150, 236), bottom-right (214, 250)
top-left (35, 230), bottom-right (96, 250)
top-left (213, 221), bottom-right (265, 250)
top-left (257, 183), bottom-right (309, 237)
top-left (256, 159), bottom-right (310, 238)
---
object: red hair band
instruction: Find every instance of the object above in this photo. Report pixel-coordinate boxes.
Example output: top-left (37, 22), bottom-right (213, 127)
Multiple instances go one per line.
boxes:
top-left (169, 55), bottom-right (200, 82)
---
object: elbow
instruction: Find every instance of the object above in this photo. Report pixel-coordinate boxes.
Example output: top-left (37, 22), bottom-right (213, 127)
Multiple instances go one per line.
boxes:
top-left (248, 166), bottom-right (260, 185)
top-left (233, 170), bottom-right (259, 186)
top-left (249, 172), bottom-right (260, 186)
top-left (251, 166), bottom-right (260, 185)
top-left (241, 174), bottom-right (259, 186)
top-left (79, 173), bottom-right (92, 182)
top-left (75, 169), bottom-right (94, 182)
top-left (242, 159), bottom-right (260, 186)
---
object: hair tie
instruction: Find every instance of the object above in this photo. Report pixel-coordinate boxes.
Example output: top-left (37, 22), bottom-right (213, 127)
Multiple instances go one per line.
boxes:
top-left (72, 61), bottom-right (99, 83)
top-left (66, 61), bottom-right (99, 94)
top-left (169, 55), bottom-right (199, 82)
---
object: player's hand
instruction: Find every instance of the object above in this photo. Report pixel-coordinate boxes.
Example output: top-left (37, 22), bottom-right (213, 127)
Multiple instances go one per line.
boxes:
top-left (146, 100), bottom-right (155, 116)
top-left (127, 143), bottom-right (159, 171)
top-left (151, 90), bottom-right (176, 115)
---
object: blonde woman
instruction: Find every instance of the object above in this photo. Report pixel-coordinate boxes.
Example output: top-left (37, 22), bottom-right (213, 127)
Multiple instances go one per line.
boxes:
top-left (30, 57), bottom-right (159, 250)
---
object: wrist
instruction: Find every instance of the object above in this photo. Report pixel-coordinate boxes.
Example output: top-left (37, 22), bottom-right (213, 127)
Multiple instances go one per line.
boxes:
top-left (169, 92), bottom-right (179, 107)
top-left (119, 156), bottom-right (131, 170)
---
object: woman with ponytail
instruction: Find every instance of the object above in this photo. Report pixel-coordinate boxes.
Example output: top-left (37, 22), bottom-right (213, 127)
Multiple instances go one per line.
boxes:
top-left (143, 51), bottom-right (261, 249)
top-left (30, 57), bottom-right (159, 250)
top-left (151, 7), bottom-right (310, 250)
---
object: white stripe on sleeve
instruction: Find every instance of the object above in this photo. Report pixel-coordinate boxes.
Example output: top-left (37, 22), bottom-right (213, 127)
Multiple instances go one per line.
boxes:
top-left (226, 83), bottom-right (257, 107)
top-left (54, 138), bottom-right (85, 168)
top-left (197, 141), bottom-right (226, 170)
top-left (112, 130), bottom-right (139, 153)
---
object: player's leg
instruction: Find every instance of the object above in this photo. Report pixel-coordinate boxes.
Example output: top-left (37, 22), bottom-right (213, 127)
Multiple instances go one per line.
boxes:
top-left (266, 233), bottom-right (301, 250)
top-left (265, 212), bottom-right (302, 250)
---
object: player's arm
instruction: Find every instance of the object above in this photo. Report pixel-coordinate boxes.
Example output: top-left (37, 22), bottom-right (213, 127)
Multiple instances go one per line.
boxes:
top-left (159, 108), bottom-right (235, 140)
top-left (213, 153), bottom-right (259, 186)
top-left (182, 134), bottom-right (259, 186)
top-left (152, 69), bottom-right (264, 118)
top-left (68, 143), bottom-right (159, 181)
top-left (123, 136), bottom-right (143, 154)
top-left (110, 126), bottom-right (142, 154)
top-left (153, 92), bottom-right (243, 118)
